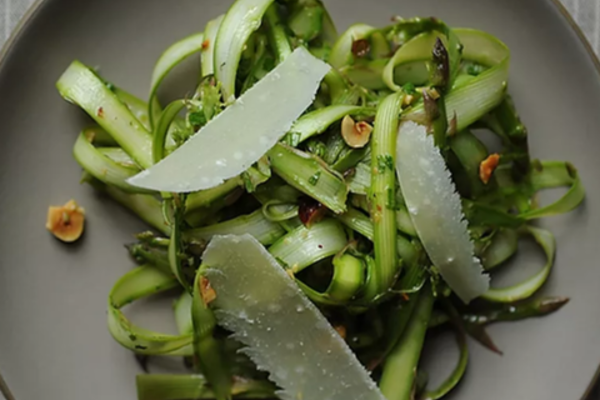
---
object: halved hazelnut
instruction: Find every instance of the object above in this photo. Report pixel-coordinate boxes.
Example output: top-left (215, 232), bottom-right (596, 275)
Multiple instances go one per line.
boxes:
top-left (200, 276), bottom-right (217, 305)
top-left (341, 115), bottom-right (373, 148)
top-left (46, 200), bottom-right (85, 243)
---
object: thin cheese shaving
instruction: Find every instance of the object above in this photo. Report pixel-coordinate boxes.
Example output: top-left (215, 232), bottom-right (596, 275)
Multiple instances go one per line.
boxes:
top-left (395, 121), bottom-right (489, 303)
top-left (128, 47), bottom-right (330, 193)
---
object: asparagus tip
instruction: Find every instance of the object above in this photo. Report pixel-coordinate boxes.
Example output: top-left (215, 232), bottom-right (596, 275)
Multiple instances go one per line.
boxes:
top-left (538, 296), bottom-right (570, 314)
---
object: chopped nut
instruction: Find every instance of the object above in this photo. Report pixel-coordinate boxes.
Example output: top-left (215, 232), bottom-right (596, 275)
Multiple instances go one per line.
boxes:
top-left (298, 197), bottom-right (327, 228)
top-left (351, 39), bottom-right (370, 58)
top-left (46, 200), bottom-right (85, 243)
top-left (200, 276), bottom-right (217, 305)
top-left (428, 88), bottom-right (441, 100)
top-left (334, 325), bottom-right (347, 339)
top-left (341, 115), bottom-right (373, 149)
top-left (479, 154), bottom-right (501, 184)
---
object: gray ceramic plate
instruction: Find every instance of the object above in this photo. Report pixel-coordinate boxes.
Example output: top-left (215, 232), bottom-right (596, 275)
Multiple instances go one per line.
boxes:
top-left (0, 0), bottom-right (599, 399)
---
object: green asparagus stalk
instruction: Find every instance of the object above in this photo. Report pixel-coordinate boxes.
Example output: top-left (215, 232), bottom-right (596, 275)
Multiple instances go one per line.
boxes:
top-left (368, 92), bottom-right (404, 299)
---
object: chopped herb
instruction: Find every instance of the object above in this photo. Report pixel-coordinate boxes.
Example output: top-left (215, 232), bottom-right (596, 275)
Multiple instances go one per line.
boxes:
top-left (386, 188), bottom-right (398, 210)
top-left (309, 171), bottom-right (322, 186)
top-left (135, 345), bottom-right (148, 350)
top-left (129, 333), bottom-right (138, 342)
top-left (377, 155), bottom-right (394, 173)
top-left (188, 110), bottom-right (207, 128)
top-left (351, 39), bottom-right (371, 58)
top-left (466, 63), bottom-right (485, 76)
top-left (402, 82), bottom-right (416, 95)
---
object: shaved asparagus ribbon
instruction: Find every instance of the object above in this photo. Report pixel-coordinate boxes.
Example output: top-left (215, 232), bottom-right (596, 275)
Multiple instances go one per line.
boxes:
top-left (329, 23), bottom-right (376, 69)
top-left (148, 32), bottom-right (205, 128)
top-left (57, 61), bottom-right (154, 169)
top-left (396, 122), bottom-right (489, 303)
top-left (73, 130), bottom-right (150, 194)
top-left (107, 266), bottom-right (193, 356)
top-left (483, 226), bottom-right (556, 303)
top-left (202, 15), bottom-right (225, 78)
top-left (215, 0), bottom-right (276, 102)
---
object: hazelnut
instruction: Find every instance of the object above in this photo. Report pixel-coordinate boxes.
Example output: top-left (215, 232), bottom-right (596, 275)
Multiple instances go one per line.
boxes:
top-left (46, 200), bottom-right (85, 243)
top-left (341, 115), bottom-right (373, 149)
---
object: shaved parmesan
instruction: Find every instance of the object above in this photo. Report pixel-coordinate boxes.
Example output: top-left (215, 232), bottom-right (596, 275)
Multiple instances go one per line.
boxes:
top-left (128, 47), bottom-right (330, 193)
top-left (395, 122), bottom-right (489, 303)
top-left (203, 234), bottom-right (386, 400)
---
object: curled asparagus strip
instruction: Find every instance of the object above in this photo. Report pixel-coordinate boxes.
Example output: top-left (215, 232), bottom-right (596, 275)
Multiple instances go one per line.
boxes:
top-left (153, 99), bottom-right (186, 164)
top-left (74, 130), bottom-right (150, 194)
top-left (380, 286), bottom-right (434, 400)
top-left (86, 178), bottom-right (168, 235)
top-left (329, 23), bottom-right (376, 69)
top-left (483, 226), bottom-right (555, 303)
top-left (202, 15), bottom-right (225, 78)
top-left (215, 0), bottom-right (276, 102)
top-left (148, 32), bottom-right (205, 128)
top-left (184, 209), bottom-right (286, 246)
top-left (269, 218), bottom-right (348, 274)
top-left (521, 161), bottom-right (585, 220)
top-left (264, 4), bottom-right (292, 64)
top-left (421, 325), bottom-right (469, 400)
top-left (107, 266), bottom-right (193, 356)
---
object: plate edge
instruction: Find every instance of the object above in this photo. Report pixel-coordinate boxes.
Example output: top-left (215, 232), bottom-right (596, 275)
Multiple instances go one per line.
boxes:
top-left (0, 0), bottom-right (597, 399)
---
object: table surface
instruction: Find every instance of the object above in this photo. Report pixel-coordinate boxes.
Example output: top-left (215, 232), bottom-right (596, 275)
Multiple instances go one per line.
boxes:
top-left (0, 0), bottom-right (599, 399)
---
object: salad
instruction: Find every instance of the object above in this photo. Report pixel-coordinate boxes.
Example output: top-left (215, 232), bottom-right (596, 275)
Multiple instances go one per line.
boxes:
top-left (51, 0), bottom-right (585, 399)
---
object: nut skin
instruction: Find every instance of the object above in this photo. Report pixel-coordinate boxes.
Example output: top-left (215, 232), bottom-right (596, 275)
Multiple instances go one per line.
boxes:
top-left (200, 276), bottom-right (217, 305)
top-left (46, 200), bottom-right (85, 243)
top-left (341, 115), bottom-right (373, 149)
top-left (479, 154), bottom-right (501, 184)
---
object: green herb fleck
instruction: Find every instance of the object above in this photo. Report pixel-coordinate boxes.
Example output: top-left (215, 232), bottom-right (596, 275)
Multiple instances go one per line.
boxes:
top-left (129, 333), bottom-right (138, 342)
top-left (188, 111), bottom-right (207, 128)
top-left (377, 155), bottom-right (394, 173)
top-left (386, 188), bottom-right (398, 210)
top-left (402, 82), bottom-right (416, 95)
top-left (309, 171), bottom-right (322, 186)
top-left (466, 64), bottom-right (485, 76)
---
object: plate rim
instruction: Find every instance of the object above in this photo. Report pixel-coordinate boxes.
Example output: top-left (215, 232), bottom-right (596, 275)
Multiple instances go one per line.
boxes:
top-left (0, 0), bottom-right (597, 399)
